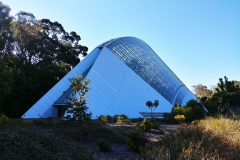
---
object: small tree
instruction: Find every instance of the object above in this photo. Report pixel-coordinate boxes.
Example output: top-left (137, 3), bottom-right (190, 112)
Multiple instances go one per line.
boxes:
top-left (63, 75), bottom-right (92, 121)
top-left (146, 100), bottom-right (159, 118)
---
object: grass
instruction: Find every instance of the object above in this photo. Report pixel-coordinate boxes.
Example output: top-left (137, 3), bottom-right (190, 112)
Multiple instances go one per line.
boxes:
top-left (0, 116), bottom-right (240, 159)
top-left (140, 118), bottom-right (240, 160)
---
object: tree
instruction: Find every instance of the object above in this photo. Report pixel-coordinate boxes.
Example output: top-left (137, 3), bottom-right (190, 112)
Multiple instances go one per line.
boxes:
top-left (0, 62), bottom-right (13, 110)
top-left (146, 100), bottom-right (159, 118)
top-left (63, 75), bottom-right (92, 121)
top-left (192, 84), bottom-right (213, 99)
top-left (201, 76), bottom-right (240, 116)
top-left (0, 2), bottom-right (12, 51)
top-left (0, 2), bottom-right (89, 117)
top-left (6, 11), bottom-right (88, 68)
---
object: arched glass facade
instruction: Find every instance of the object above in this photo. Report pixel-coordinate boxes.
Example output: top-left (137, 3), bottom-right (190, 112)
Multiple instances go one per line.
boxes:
top-left (102, 37), bottom-right (190, 105)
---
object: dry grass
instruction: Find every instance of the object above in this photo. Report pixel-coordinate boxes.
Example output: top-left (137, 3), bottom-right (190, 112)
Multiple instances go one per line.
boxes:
top-left (140, 118), bottom-right (240, 160)
top-left (198, 118), bottom-right (240, 158)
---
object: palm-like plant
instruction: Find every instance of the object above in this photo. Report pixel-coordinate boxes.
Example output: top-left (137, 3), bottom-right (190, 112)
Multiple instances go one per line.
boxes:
top-left (146, 100), bottom-right (159, 118)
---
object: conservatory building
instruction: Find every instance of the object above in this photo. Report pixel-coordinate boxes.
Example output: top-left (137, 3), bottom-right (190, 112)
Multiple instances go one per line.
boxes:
top-left (22, 37), bottom-right (197, 119)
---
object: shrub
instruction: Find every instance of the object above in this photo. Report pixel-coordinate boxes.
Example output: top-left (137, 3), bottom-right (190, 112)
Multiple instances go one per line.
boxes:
top-left (112, 114), bottom-right (119, 122)
top-left (135, 118), bottom-right (161, 132)
top-left (106, 115), bottom-right (113, 122)
top-left (158, 126), bottom-right (165, 135)
top-left (164, 100), bottom-right (205, 123)
top-left (116, 115), bottom-right (131, 125)
top-left (96, 139), bottom-right (111, 152)
top-left (98, 115), bottom-right (108, 124)
top-left (0, 114), bottom-right (10, 125)
top-left (226, 106), bottom-right (240, 119)
top-left (149, 118), bottom-right (159, 129)
top-left (32, 119), bottom-right (47, 125)
top-left (98, 115), bottom-right (113, 124)
top-left (126, 130), bottom-right (146, 152)
top-left (140, 118), bottom-right (152, 132)
top-left (174, 114), bottom-right (186, 123)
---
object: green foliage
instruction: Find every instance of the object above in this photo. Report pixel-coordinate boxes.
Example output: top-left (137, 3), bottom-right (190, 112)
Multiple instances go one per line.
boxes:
top-left (140, 118), bottom-right (152, 132)
top-left (98, 115), bottom-right (108, 124)
top-left (0, 63), bottom-right (13, 108)
top-left (164, 100), bottom-right (205, 123)
top-left (98, 115), bottom-right (113, 124)
top-left (0, 1), bottom-right (88, 118)
top-left (134, 118), bottom-right (164, 134)
top-left (158, 126), bottom-right (165, 135)
top-left (106, 115), bottom-right (113, 122)
top-left (174, 114), bottom-right (186, 123)
top-left (126, 130), bottom-right (146, 152)
top-left (146, 100), bottom-right (159, 118)
top-left (116, 115), bottom-right (131, 125)
top-left (96, 139), bottom-right (111, 152)
top-left (0, 2), bottom-right (12, 50)
top-left (112, 114), bottom-right (119, 122)
top-left (0, 114), bottom-right (10, 125)
top-left (63, 75), bottom-right (92, 121)
top-left (226, 106), bottom-right (240, 119)
top-left (149, 118), bottom-right (160, 129)
top-left (202, 76), bottom-right (240, 116)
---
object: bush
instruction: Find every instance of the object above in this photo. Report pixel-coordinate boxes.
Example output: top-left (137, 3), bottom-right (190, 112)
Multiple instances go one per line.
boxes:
top-left (134, 118), bottom-right (161, 132)
top-left (164, 100), bottom-right (205, 123)
top-left (96, 139), bottom-right (111, 152)
top-left (116, 115), bottom-right (131, 125)
top-left (0, 114), bottom-right (10, 126)
top-left (158, 126), bottom-right (165, 135)
top-left (98, 115), bottom-right (108, 124)
top-left (149, 118), bottom-right (160, 129)
top-left (106, 115), bottom-right (113, 122)
top-left (174, 114), bottom-right (186, 123)
top-left (112, 114), bottom-right (119, 122)
top-left (140, 118), bottom-right (152, 132)
top-left (98, 115), bottom-right (113, 124)
top-left (127, 130), bottom-right (146, 152)
top-left (226, 106), bottom-right (240, 119)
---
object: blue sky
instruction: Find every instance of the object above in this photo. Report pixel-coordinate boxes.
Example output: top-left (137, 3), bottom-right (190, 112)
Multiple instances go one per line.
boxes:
top-left (2, 0), bottom-right (240, 90)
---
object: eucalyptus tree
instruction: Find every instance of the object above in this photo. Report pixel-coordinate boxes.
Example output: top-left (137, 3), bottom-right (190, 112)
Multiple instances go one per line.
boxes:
top-left (8, 11), bottom-right (88, 68)
top-left (0, 2), bottom-right (12, 51)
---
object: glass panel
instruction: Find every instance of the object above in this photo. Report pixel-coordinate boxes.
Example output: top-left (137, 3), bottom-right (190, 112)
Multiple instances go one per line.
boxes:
top-left (105, 37), bottom-right (191, 105)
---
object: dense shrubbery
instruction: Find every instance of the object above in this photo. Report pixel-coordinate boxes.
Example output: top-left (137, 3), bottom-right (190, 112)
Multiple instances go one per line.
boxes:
top-left (164, 100), bottom-right (205, 123)
top-left (116, 114), bottom-right (131, 125)
top-left (199, 77), bottom-right (240, 116)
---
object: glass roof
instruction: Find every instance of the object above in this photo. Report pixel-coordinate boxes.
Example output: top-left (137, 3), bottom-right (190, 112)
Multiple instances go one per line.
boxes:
top-left (101, 37), bottom-right (190, 105)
